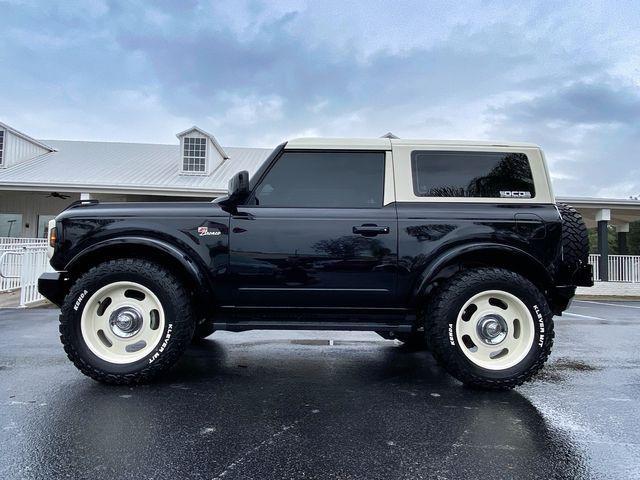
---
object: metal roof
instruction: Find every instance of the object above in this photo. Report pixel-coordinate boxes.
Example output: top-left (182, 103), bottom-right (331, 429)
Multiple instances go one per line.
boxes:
top-left (0, 139), bottom-right (272, 196)
top-left (0, 121), bottom-right (57, 152)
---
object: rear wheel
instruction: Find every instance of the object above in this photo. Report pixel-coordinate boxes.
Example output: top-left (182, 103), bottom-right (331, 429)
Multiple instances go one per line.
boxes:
top-left (60, 259), bottom-right (195, 384)
top-left (426, 268), bottom-right (553, 389)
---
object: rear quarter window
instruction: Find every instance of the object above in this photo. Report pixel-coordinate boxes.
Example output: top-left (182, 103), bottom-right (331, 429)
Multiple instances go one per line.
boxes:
top-left (411, 150), bottom-right (536, 199)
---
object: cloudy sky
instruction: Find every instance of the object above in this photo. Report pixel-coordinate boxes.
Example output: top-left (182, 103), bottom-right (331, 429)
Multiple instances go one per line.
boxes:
top-left (1, 0), bottom-right (639, 197)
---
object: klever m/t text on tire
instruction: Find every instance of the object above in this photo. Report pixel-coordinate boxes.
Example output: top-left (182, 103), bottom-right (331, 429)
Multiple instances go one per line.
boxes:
top-left (426, 268), bottom-right (554, 390)
top-left (59, 259), bottom-right (195, 384)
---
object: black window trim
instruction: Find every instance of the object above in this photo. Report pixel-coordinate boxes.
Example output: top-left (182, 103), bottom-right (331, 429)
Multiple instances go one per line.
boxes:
top-left (244, 148), bottom-right (388, 210)
top-left (410, 149), bottom-right (536, 200)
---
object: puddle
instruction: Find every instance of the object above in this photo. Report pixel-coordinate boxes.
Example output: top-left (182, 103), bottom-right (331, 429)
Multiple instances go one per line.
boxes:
top-left (234, 339), bottom-right (386, 347)
top-left (289, 339), bottom-right (333, 346)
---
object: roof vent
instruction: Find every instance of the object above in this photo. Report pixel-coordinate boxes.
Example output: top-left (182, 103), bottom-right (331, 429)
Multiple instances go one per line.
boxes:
top-left (380, 132), bottom-right (399, 139)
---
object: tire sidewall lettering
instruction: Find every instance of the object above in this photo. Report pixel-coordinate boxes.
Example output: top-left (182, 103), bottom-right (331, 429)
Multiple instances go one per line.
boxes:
top-left (148, 323), bottom-right (174, 364)
top-left (73, 289), bottom-right (88, 311)
top-left (533, 304), bottom-right (545, 347)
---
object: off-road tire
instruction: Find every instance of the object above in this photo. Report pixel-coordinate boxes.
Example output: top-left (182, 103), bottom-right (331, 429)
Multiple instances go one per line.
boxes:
top-left (426, 268), bottom-right (554, 390)
top-left (60, 259), bottom-right (195, 385)
top-left (193, 320), bottom-right (215, 341)
top-left (557, 203), bottom-right (589, 272)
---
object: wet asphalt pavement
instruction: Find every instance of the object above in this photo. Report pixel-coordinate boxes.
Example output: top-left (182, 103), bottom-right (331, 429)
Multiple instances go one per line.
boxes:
top-left (0, 300), bottom-right (639, 480)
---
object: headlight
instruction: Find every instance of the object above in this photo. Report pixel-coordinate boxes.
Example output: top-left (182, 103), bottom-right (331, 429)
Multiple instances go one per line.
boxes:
top-left (48, 222), bottom-right (57, 248)
top-left (47, 219), bottom-right (57, 259)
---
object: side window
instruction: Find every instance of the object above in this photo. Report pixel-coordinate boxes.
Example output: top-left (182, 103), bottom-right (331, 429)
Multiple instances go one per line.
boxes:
top-left (250, 151), bottom-right (385, 208)
top-left (411, 151), bottom-right (536, 199)
top-left (38, 214), bottom-right (56, 238)
top-left (0, 213), bottom-right (22, 237)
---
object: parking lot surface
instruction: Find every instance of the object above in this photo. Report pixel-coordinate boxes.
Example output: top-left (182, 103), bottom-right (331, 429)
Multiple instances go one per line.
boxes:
top-left (1, 300), bottom-right (639, 479)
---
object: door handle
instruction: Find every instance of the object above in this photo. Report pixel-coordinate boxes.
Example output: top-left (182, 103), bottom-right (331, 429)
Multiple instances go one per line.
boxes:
top-left (353, 224), bottom-right (390, 236)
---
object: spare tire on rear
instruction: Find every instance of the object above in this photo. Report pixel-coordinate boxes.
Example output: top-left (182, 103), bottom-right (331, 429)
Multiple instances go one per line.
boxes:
top-left (557, 203), bottom-right (589, 273)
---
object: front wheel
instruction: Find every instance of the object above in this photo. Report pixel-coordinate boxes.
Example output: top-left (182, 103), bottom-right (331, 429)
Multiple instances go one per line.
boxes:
top-left (426, 268), bottom-right (554, 390)
top-left (60, 259), bottom-right (195, 384)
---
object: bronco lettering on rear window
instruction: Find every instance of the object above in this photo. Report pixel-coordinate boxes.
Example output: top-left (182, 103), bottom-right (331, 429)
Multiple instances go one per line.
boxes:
top-left (411, 151), bottom-right (535, 199)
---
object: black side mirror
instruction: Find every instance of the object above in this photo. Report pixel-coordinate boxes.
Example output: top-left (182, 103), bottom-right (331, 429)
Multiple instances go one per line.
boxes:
top-left (221, 170), bottom-right (250, 206)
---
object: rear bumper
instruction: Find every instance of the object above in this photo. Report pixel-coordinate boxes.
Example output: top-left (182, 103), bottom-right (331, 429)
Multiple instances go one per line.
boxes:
top-left (38, 272), bottom-right (68, 307)
top-left (550, 264), bottom-right (593, 315)
top-left (572, 264), bottom-right (594, 287)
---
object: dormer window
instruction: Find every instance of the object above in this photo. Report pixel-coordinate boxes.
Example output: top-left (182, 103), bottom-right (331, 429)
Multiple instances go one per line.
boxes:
top-left (0, 130), bottom-right (4, 166)
top-left (183, 137), bottom-right (207, 173)
top-left (177, 126), bottom-right (228, 175)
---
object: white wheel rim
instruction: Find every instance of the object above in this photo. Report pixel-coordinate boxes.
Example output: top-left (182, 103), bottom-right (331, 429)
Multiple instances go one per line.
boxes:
top-left (455, 290), bottom-right (535, 371)
top-left (80, 281), bottom-right (166, 364)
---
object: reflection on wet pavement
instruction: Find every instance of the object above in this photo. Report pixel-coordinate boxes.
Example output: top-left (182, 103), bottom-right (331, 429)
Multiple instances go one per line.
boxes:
top-left (0, 300), bottom-right (639, 479)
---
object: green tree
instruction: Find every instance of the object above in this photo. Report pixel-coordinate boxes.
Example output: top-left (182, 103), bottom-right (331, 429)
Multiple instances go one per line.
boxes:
top-left (627, 220), bottom-right (640, 254)
top-left (588, 220), bottom-right (640, 255)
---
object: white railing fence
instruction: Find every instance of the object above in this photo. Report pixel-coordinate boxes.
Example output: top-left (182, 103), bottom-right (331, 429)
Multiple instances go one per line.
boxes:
top-left (0, 237), bottom-right (52, 306)
top-left (588, 254), bottom-right (600, 281)
top-left (0, 237), bottom-right (48, 247)
top-left (608, 255), bottom-right (640, 283)
top-left (588, 253), bottom-right (640, 283)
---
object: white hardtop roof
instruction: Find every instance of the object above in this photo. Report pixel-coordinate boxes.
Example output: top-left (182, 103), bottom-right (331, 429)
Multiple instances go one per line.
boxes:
top-left (286, 137), bottom-right (540, 150)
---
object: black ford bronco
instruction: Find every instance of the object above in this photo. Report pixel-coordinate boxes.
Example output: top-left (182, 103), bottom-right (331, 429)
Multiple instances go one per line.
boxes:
top-left (39, 137), bottom-right (593, 389)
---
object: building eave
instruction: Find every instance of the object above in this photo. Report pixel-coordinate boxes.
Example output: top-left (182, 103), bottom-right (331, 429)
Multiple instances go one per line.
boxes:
top-left (0, 182), bottom-right (227, 197)
top-left (556, 196), bottom-right (640, 209)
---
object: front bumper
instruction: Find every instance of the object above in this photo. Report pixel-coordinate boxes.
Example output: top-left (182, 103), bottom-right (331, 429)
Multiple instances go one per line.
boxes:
top-left (38, 272), bottom-right (69, 307)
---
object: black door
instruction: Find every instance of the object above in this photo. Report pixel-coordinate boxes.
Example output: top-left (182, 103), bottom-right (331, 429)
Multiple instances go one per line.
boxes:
top-left (229, 150), bottom-right (398, 308)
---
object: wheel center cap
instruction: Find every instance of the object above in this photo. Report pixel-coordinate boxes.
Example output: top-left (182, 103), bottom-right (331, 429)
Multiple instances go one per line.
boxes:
top-left (109, 306), bottom-right (143, 338)
top-left (477, 315), bottom-right (508, 345)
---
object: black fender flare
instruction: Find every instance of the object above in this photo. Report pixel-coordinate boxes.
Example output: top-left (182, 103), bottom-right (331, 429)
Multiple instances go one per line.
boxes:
top-left (411, 242), bottom-right (553, 302)
top-left (65, 236), bottom-right (212, 300)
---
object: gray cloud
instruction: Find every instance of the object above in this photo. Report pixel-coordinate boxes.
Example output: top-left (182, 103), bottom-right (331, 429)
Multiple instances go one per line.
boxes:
top-left (496, 81), bottom-right (640, 125)
top-left (487, 80), bottom-right (640, 197)
top-left (1, 0), bottom-right (639, 197)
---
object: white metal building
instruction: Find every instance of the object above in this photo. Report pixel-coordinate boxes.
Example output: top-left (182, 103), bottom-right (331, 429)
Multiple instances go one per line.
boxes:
top-left (0, 122), bottom-right (271, 238)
